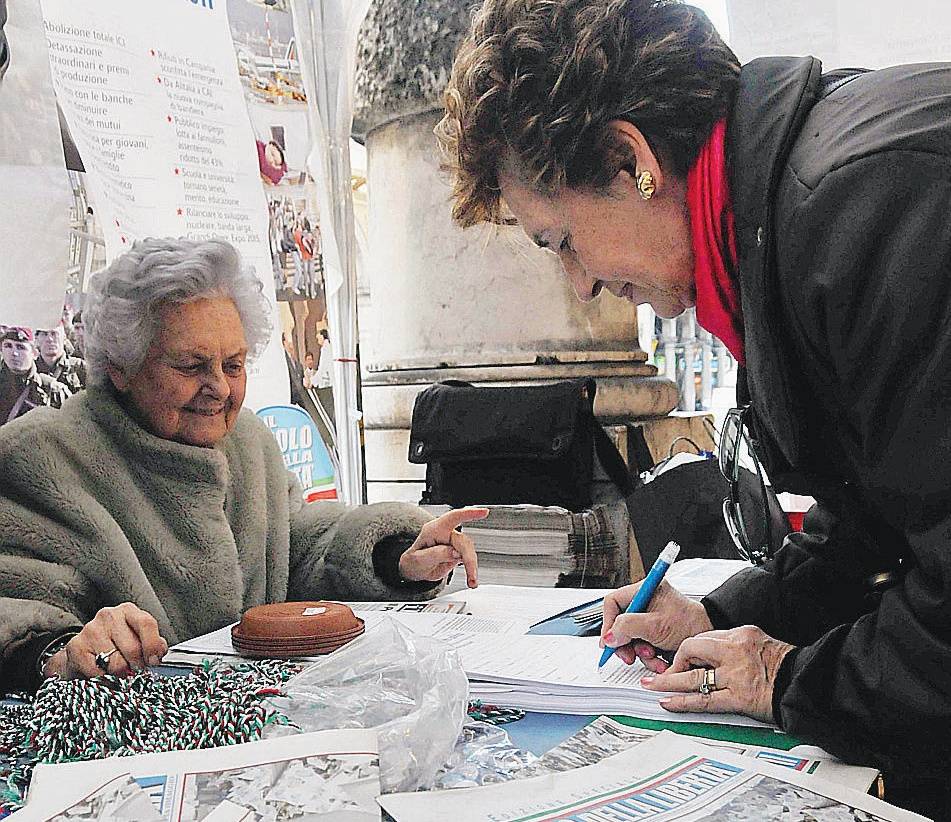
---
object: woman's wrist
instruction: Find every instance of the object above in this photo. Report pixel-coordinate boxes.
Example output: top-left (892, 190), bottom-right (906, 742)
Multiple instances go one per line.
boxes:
top-left (41, 648), bottom-right (68, 679)
top-left (691, 600), bottom-right (715, 635)
top-left (36, 632), bottom-right (77, 681)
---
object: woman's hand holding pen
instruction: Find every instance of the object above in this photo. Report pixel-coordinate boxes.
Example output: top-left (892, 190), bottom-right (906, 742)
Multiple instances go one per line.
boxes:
top-left (600, 580), bottom-right (712, 671)
top-left (640, 626), bottom-right (795, 724)
top-left (602, 580), bottom-right (795, 724)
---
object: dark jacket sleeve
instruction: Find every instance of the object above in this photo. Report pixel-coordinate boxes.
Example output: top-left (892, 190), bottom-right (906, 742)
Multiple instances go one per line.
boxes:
top-left (705, 151), bottom-right (951, 777)
top-left (3, 629), bottom-right (79, 693)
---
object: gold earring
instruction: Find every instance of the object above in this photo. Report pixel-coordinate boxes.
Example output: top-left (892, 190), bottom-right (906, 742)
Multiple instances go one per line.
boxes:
top-left (636, 170), bottom-right (655, 201)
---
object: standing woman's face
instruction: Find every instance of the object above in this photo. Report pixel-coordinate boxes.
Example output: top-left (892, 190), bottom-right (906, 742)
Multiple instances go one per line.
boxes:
top-left (499, 121), bottom-right (696, 319)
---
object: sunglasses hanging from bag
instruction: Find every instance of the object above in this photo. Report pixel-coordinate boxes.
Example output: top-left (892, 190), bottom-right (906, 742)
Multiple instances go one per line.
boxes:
top-left (718, 404), bottom-right (790, 565)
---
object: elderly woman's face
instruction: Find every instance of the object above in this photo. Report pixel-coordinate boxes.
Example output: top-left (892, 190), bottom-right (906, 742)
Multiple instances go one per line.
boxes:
top-left (109, 297), bottom-right (248, 447)
top-left (499, 132), bottom-right (696, 319)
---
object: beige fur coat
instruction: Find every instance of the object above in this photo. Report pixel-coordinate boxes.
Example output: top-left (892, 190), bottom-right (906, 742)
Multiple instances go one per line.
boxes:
top-left (0, 387), bottom-right (434, 672)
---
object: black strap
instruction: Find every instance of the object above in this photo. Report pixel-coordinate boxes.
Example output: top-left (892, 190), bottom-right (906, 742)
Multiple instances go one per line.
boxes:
top-left (819, 68), bottom-right (866, 99)
top-left (593, 423), bottom-right (635, 495)
top-left (6, 383), bottom-right (31, 423)
top-left (581, 378), bottom-right (634, 496)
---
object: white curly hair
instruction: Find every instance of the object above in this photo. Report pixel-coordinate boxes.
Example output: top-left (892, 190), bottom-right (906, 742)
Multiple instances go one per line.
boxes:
top-left (83, 237), bottom-right (272, 386)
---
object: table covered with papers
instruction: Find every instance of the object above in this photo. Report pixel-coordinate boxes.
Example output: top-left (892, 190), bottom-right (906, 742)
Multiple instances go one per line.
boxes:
top-left (4, 560), bottom-right (911, 820)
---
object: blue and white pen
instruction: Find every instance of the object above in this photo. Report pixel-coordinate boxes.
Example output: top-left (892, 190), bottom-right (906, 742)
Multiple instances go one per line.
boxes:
top-left (598, 541), bottom-right (681, 669)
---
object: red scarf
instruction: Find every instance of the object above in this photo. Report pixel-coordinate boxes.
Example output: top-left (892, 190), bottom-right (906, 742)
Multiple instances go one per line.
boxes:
top-left (686, 119), bottom-right (745, 365)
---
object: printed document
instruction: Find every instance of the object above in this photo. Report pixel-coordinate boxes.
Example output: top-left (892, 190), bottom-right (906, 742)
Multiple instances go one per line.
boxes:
top-left (166, 610), bottom-right (524, 665)
top-left (379, 731), bottom-right (925, 822)
top-left (21, 729), bottom-right (380, 822)
top-left (346, 600), bottom-right (468, 614)
top-left (435, 584), bottom-right (615, 626)
top-left (538, 717), bottom-right (879, 794)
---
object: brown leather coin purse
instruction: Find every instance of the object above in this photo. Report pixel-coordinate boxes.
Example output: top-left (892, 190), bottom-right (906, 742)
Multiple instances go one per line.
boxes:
top-left (231, 601), bottom-right (365, 658)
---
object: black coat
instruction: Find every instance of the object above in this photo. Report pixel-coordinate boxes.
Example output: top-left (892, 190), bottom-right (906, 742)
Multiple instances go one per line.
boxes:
top-left (703, 57), bottom-right (951, 812)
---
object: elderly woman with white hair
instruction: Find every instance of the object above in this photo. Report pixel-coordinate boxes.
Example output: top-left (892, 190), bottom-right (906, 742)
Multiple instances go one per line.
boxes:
top-left (0, 237), bottom-right (484, 690)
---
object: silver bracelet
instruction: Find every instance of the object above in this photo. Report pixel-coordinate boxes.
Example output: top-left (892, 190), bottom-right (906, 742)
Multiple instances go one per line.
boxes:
top-left (36, 631), bottom-right (78, 680)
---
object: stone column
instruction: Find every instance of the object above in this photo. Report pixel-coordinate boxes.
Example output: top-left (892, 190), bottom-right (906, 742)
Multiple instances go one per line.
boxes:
top-left (354, 0), bottom-right (684, 504)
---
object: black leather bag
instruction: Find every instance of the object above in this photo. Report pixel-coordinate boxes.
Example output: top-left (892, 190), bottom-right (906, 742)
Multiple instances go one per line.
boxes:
top-left (408, 378), bottom-right (633, 509)
top-left (626, 458), bottom-right (792, 569)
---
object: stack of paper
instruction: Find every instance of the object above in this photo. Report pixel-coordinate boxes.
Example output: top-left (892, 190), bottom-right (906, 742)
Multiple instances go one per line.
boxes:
top-left (443, 631), bottom-right (769, 727)
top-left (429, 504), bottom-right (572, 587)
top-left (428, 503), bottom-right (624, 587)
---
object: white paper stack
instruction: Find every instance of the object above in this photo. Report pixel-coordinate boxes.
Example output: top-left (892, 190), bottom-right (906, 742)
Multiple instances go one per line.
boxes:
top-left (427, 504), bottom-right (573, 586)
top-left (445, 631), bottom-right (769, 727)
top-left (428, 503), bottom-right (624, 587)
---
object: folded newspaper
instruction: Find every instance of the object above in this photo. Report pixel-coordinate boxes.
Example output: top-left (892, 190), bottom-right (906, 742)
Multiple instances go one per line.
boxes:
top-left (19, 729), bottom-right (380, 822)
top-left (537, 716), bottom-right (878, 795)
top-left (380, 732), bottom-right (925, 822)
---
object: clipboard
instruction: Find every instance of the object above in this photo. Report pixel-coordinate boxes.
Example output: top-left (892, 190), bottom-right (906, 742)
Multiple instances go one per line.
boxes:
top-left (527, 597), bottom-right (604, 637)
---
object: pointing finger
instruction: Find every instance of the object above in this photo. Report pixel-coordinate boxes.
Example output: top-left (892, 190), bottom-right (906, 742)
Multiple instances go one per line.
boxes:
top-left (431, 506), bottom-right (489, 537)
top-left (451, 529), bottom-right (479, 588)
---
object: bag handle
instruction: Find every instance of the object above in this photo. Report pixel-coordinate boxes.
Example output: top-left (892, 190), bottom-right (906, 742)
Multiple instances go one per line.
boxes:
top-left (594, 424), bottom-right (635, 496)
top-left (580, 378), bottom-right (634, 497)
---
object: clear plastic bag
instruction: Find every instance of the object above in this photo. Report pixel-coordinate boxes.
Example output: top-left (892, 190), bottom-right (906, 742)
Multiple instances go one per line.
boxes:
top-left (272, 617), bottom-right (469, 793)
top-left (433, 721), bottom-right (549, 789)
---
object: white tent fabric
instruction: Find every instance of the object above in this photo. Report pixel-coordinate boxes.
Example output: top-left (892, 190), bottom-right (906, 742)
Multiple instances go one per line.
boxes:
top-left (726, 0), bottom-right (951, 67)
top-left (0, 0), bottom-right (70, 329)
top-left (291, 0), bottom-right (371, 504)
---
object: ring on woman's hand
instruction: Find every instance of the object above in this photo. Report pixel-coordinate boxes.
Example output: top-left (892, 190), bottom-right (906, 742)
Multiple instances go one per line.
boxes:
top-left (94, 647), bottom-right (119, 672)
top-left (698, 667), bottom-right (717, 695)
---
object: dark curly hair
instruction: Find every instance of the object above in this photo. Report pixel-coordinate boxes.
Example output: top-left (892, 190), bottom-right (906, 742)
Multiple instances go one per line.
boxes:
top-left (436, 0), bottom-right (740, 227)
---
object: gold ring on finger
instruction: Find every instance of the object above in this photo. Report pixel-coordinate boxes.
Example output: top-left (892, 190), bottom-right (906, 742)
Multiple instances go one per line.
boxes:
top-left (698, 667), bottom-right (717, 695)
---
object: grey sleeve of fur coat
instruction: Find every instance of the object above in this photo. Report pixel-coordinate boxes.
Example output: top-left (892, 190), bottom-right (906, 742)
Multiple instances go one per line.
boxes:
top-left (0, 597), bottom-right (84, 679)
top-left (287, 495), bottom-right (444, 602)
top-left (0, 556), bottom-right (101, 684)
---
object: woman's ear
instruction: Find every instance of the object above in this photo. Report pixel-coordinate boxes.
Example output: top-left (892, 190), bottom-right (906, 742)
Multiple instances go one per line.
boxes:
top-left (106, 363), bottom-right (129, 392)
top-left (607, 119), bottom-right (665, 194)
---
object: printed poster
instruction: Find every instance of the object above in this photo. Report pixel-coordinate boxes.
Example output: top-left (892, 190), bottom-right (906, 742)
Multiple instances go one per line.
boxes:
top-left (40, 0), bottom-right (289, 411)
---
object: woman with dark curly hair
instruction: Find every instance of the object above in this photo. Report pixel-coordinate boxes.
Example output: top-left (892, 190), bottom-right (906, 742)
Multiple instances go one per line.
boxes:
top-left (438, 0), bottom-right (951, 815)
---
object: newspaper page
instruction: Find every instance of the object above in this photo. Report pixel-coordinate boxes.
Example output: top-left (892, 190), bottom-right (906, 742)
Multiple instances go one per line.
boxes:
top-left (21, 728), bottom-right (379, 822)
top-left (538, 717), bottom-right (879, 795)
top-left (379, 732), bottom-right (925, 822)
top-left (347, 600), bottom-right (468, 614)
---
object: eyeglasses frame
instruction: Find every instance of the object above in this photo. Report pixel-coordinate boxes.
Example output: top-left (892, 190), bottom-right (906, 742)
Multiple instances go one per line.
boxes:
top-left (719, 405), bottom-right (777, 566)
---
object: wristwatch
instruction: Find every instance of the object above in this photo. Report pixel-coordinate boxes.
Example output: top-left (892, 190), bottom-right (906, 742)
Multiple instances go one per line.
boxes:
top-left (36, 631), bottom-right (78, 680)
